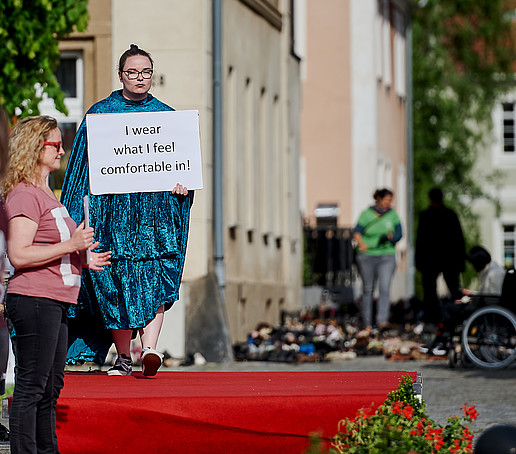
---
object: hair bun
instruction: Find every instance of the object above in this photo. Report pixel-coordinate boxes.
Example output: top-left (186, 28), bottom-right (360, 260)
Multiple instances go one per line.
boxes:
top-left (130, 44), bottom-right (139, 51)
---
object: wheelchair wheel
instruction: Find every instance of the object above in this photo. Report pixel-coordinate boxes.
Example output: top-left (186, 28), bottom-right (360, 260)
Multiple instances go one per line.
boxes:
top-left (461, 305), bottom-right (516, 370)
top-left (448, 348), bottom-right (459, 368)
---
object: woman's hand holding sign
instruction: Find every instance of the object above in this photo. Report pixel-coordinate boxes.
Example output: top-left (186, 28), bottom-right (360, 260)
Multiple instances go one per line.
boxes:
top-left (73, 221), bottom-right (112, 271)
top-left (171, 183), bottom-right (188, 196)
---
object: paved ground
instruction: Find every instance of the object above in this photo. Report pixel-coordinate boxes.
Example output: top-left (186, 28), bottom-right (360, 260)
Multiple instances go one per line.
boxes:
top-left (0, 355), bottom-right (514, 452)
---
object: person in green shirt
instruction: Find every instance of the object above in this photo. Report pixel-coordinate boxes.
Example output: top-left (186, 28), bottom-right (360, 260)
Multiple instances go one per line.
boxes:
top-left (353, 188), bottom-right (402, 330)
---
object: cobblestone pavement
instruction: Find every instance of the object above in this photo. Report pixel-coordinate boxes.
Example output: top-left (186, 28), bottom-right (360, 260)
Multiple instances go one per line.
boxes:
top-left (0, 355), bottom-right (514, 452)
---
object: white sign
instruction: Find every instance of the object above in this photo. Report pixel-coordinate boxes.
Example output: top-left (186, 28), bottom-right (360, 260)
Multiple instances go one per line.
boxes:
top-left (86, 110), bottom-right (203, 195)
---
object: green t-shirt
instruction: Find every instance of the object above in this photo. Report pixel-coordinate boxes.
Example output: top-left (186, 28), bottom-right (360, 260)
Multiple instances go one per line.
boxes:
top-left (355, 208), bottom-right (401, 256)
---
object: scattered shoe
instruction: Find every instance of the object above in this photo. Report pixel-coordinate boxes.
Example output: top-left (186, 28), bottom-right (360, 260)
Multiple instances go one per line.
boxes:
top-left (141, 347), bottom-right (164, 377)
top-left (107, 354), bottom-right (132, 376)
top-left (418, 345), bottom-right (447, 356)
top-left (413, 322), bottom-right (425, 336)
top-left (431, 347), bottom-right (447, 356)
top-left (193, 352), bottom-right (207, 365)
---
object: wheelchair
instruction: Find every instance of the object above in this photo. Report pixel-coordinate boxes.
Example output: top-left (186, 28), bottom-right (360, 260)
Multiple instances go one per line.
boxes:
top-left (447, 269), bottom-right (516, 370)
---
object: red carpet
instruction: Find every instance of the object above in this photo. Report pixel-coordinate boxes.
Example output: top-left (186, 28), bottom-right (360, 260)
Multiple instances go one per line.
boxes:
top-left (56, 370), bottom-right (417, 453)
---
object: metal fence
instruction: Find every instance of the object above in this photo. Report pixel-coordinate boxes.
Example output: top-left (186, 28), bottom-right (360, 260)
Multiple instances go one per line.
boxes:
top-left (303, 226), bottom-right (356, 305)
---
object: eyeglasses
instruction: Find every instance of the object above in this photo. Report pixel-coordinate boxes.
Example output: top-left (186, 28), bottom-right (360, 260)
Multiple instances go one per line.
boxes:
top-left (122, 69), bottom-right (153, 80)
top-left (43, 141), bottom-right (62, 150)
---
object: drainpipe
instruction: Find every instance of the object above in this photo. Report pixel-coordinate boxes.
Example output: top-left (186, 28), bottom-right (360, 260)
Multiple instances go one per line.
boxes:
top-left (213, 0), bottom-right (225, 300)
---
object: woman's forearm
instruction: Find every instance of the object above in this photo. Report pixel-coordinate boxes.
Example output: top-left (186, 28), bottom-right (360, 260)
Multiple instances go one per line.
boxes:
top-left (8, 241), bottom-right (78, 269)
top-left (8, 216), bottom-right (93, 269)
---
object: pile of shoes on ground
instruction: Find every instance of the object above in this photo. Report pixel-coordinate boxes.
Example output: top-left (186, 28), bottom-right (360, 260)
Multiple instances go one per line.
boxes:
top-left (233, 302), bottom-right (443, 364)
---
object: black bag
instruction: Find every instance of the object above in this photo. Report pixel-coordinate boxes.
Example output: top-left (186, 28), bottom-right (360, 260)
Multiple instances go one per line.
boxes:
top-left (499, 268), bottom-right (516, 310)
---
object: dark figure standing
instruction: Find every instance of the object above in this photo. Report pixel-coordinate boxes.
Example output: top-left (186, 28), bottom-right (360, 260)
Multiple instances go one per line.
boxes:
top-left (415, 188), bottom-right (465, 324)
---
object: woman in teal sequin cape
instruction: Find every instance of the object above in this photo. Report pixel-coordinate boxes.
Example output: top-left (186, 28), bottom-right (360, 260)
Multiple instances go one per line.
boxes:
top-left (61, 89), bottom-right (194, 366)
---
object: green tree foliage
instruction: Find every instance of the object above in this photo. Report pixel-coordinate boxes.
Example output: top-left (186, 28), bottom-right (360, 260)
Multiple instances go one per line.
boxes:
top-left (0, 0), bottom-right (89, 119)
top-left (412, 0), bottom-right (516, 285)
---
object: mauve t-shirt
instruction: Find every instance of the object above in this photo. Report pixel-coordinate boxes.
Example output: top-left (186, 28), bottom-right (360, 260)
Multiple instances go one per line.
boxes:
top-left (6, 182), bottom-right (82, 304)
top-left (0, 200), bottom-right (7, 301)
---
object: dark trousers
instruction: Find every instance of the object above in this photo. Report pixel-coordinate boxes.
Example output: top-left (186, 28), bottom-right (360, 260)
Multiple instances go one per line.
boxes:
top-left (6, 294), bottom-right (69, 454)
top-left (421, 270), bottom-right (461, 323)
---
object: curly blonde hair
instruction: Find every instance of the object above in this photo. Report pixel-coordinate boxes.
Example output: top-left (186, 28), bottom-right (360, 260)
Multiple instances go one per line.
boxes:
top-left (0, 109), bottom-right (8, 181)
top-left (2, 116), bottom-right (57, 199)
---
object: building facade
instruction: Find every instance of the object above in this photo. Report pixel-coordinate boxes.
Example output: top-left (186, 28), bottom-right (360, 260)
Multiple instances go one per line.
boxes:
top-left (470, 8), bottom-right (516, 272)
top-left (299, 0), bottom-right (411, 302)
top-left (42, 0), bottom-right (303, 358)
top-left (473, 94), bottom-right (516, 269)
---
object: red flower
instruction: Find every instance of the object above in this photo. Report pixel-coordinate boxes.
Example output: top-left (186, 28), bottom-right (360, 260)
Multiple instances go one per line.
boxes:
top-left (461, 404), bottom-right (479, 421)
top-left (392, 401), bottom-right (402, 415)
top-left (403, 405), bottom-right (414, 420)
top-left (362, 407), bottom-right (374, 420)
top-left (449, 439), bottom-right (462, 453)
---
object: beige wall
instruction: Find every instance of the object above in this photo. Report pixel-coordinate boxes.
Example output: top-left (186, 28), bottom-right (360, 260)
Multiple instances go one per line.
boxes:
top-left (301, 0), bottom-right (407, 228)
top-left (223, 0), bottom-right (302, 341)
top-left (301, 0), bottom-right (352, 226)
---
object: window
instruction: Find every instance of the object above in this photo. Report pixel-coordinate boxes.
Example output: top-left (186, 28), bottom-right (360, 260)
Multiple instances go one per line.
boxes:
top-left (55, 58), bottom-right (78, 98)
top-left (382, 0), bottom-right (392, 88)
top-left (290, 0), bottom-right (306, 69)
top-left (394, 8), bottom-right (406, 98)
top-left (245, 77), bottom-right (255, 230)
top-left (374, 0), bottom-right (383, 80)
top-left (260, 87), bottom-right (273, 235)
top-left (503, 225), bottom-right (515, 268)
top-left (239, 0), bottom-right (282, 30)
top-left (503, 102), bottom-right (515, 153)
top-left (225, 65), bottom-right (238, 228)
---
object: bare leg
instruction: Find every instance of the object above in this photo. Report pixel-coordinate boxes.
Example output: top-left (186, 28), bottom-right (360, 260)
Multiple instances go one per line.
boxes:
top-left (111, 329), bottom-right (133, 357)
top-left (139, 305), bottom-right (165, 349)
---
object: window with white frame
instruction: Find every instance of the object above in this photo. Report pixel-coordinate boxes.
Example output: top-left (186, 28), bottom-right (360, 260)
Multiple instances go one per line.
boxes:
top-left (245, 77), bottom-right (255, 231)
top-left (503, 224), bottom-right (515, 268)
top-left (502, 102), bottom-right (515, 153)
top-left (40, 50), bottom-right (84, 121)
top-left (382, 0), bottom-right (392, 88)
top-left (225, 65), bottom-right (238, 228)
top-left (374, 0), bottom-right (383, 80)
top-left (394, 8), bottom-right (406, 98)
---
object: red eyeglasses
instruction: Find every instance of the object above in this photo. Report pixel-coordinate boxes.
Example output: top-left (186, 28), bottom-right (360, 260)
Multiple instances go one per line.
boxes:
top-left (43, 141), bottom-right (62, 150)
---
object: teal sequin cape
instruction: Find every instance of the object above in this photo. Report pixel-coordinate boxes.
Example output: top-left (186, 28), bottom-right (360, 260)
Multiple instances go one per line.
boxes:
top-left (61, 90), bottom-right (194, 365)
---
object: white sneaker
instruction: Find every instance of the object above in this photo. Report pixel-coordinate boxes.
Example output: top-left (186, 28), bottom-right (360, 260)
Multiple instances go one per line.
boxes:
top-left (413, 322), bottom-right (425, 336)
top-left (141, 347), bottom-right (164, 377)
top-left (194, 352), bottom-right (207, 365)
top-left (107, 354), bottom-right (132, 376)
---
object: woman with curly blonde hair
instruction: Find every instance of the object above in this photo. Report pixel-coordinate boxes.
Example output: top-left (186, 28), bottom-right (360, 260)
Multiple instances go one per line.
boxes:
top-left (3, 115), bottom-right (111, 453)
top-left (2, 116), bottom-right (55, 199)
